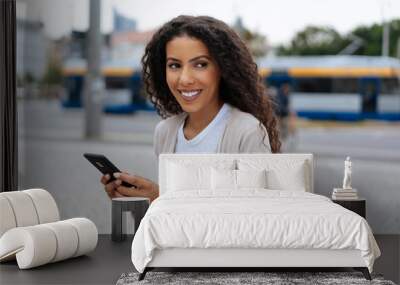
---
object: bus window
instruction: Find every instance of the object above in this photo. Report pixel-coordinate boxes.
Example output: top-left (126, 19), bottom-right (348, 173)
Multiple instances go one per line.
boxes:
top-left (63, 76), bottom-right (83, 107)
top-left (381, 78), bottom-right (400, 94)
top-left (295, 78), bottom-right (332, 93)
top-left (105, 77), bottom-right (130, 89)
top-left (359, 78), bottom-right (379, 113)
top-left (331, 78), bottom-right (358, 93)
top-left (104, 76), bottom-right (132, 106)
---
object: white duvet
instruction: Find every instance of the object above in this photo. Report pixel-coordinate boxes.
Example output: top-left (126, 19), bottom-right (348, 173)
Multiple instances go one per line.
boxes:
top-left (131, 190), bottom-right (380, 273)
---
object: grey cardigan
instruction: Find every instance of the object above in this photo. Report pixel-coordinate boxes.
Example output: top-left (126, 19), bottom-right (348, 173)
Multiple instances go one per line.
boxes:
top-left (153, 106), bottom-right (271, 156)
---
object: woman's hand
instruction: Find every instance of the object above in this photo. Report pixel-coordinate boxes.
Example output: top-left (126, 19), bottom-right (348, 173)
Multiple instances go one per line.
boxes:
top-left (100, 174), bottom-right (125, 199)
top-left (114, 173), bottom-right (159, 203)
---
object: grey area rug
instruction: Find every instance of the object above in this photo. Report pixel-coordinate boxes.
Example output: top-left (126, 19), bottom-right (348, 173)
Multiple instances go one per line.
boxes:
top-left (116, 271), bottom-right (396, 285)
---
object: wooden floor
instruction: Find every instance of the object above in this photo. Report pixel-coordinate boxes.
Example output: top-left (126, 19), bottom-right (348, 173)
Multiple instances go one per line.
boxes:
top-left (0, 235), bottom-right (398, 285)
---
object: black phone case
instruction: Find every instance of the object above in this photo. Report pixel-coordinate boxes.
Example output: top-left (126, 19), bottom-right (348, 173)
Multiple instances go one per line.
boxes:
top-left (83, 153), bottom-right (133, 187)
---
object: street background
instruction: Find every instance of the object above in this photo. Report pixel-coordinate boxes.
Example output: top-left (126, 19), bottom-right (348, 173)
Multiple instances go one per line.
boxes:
top-left (14, 0), bottom-right (400, 235)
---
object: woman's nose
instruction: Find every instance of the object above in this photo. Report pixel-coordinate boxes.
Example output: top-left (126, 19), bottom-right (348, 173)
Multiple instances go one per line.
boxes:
top-left (178, 67), bottom-right (195, 85)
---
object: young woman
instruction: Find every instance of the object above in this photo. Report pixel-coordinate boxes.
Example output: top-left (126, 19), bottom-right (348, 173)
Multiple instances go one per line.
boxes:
top-left (101, 15), bottom-right (281, 202)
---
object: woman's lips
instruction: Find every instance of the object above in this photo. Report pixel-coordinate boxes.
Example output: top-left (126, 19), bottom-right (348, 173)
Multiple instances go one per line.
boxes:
top-left (179, 90), bottom-right (202, 102)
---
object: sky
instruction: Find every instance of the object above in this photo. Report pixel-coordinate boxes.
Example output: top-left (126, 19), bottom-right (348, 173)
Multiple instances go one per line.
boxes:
top-left (18, 0), bottom-right (400, 45)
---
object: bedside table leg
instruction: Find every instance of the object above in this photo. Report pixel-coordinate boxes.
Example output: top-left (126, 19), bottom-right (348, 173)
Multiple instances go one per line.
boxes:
top-left (112, 201), bottom-right (124, 242)
top-left (133, 202), bottom-right (149, 236)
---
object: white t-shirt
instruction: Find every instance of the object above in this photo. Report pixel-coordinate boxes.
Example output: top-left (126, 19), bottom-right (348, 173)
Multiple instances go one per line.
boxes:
top-left (175, 104), bottom-right (231, 153)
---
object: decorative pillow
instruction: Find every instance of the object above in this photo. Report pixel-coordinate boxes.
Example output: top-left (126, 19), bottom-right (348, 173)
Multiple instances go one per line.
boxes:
top-left (167, 162), bottom-right (210, 191)
top-left (236, 169), bottom-right (267, 189)
top-left (211, 168), bottom-right (236, 190)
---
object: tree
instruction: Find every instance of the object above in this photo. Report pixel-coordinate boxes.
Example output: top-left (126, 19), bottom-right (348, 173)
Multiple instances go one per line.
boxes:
top-left (233, 17), bottom-right (269, 58)
top-left (41, 53), bottom-right (63, 86)
top-left (277, 26), bottom-right (349, 56)
top-left (40, 50), bottom-right (64, 98)
top-left (350, 19), bottom-right (400, 57)
top-left (277, 19), bottom-right (400, 57)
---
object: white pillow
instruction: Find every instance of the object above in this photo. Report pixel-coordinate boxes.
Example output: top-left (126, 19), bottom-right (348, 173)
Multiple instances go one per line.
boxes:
top-left (267, 162), bottom-right (306, 191)
top-left (166, 159), bottom-right (236, 192)
top-left (238, 159), bottom-right (307, 191)
top-left (236, 169), bottom-right (267, 189)
top-left (167, 162), bottom-right (210, 191)
top-left (211, 168), bottom-right (236, 190)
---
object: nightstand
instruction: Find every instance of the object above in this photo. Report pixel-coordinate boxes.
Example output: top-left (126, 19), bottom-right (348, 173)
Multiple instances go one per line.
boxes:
top-left (332, 198), bottom-right (366, 218)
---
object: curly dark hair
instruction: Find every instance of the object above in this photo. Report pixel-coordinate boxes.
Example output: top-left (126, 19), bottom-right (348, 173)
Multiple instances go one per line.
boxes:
top-left (141, 15), bottom-right (281, 153)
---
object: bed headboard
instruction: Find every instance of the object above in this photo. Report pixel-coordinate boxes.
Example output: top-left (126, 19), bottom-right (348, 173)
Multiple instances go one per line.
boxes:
top-left (159, 153), bottom-right (314, 195)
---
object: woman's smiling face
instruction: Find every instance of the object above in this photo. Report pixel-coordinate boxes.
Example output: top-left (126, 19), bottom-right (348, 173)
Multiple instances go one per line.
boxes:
top-left (165, 35), bottom-right (222, 115)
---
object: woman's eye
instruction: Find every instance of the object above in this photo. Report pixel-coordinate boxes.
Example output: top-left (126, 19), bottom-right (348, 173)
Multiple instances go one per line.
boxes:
top-left (168, 63), bottom-right (180, 69)
top-left (195, 62), bottom-right (208, 68)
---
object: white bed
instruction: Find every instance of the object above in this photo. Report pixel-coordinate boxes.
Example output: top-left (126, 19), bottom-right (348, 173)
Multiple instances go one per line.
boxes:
top-left (131, 154), bottom-right (380, 280)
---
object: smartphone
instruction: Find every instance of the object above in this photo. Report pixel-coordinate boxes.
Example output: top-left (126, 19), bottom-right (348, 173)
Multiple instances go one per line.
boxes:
top-left (83, 153), bottom-right (134, 187)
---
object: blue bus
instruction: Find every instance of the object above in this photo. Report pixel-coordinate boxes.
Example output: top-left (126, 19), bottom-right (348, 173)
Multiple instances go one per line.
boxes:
top-left (258, 56), bottom-right (400, 121)
top-left (62, 60), bottom-right (153, 114)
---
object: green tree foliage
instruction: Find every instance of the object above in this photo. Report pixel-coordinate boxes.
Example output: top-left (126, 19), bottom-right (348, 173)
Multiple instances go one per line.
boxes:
top-left (350, 24), bottom-right (382, 56)
top-left (351, 19), bottom-right (400, 56)
top-left (277, 19), bottom-right (400, 57)
top-left (41, 53), bottom-right (63, 86)
top-left (277, 26), bottom-right (349, 56)
top-left (233, 17), bottom-right (268, 58)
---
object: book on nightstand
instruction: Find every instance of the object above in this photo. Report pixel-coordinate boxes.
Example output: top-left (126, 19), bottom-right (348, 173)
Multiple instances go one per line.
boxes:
top-left (332, 188), bottom-right (359, 200)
